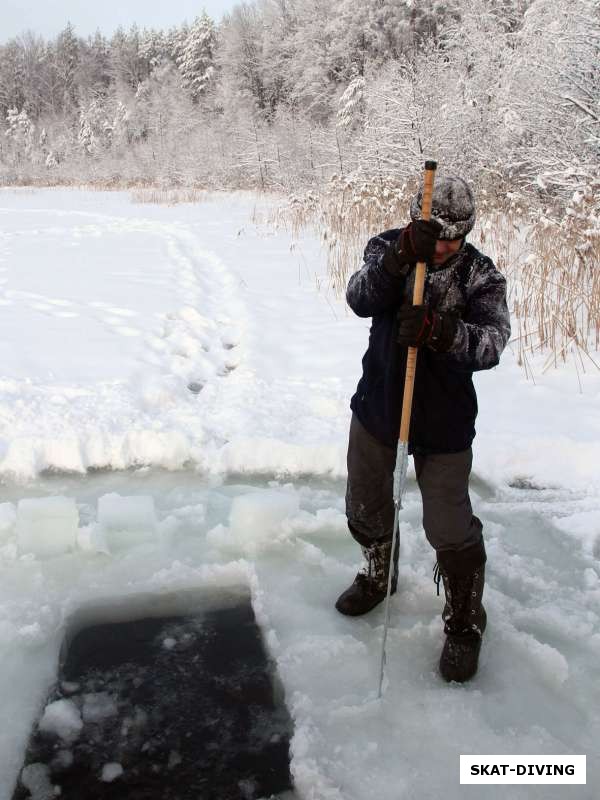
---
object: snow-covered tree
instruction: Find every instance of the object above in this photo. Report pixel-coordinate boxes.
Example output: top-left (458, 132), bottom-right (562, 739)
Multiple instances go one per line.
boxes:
top-left (0, 40), bottom-right (26, 117)
top-left (4, 107), bottom-right (35, 165)
top-left (109, 26), bottom-right (145, 88)
top-left (78, 99), bottom-right (106, 153)
top-left (52, 23), bottom-right (80, 110)
top-left (177, 13), bottom-right (217, 100)
top-left (337, 76), bottom-right (366, 131)
top-left (139, 28), bottom-right (169, 75)
top-left (217, 4), bottom-right (268, 114)
top-left (78, 31), bottom-right (112, 99)
top-left (165, 24), bottom-right (190, 67)
top-left (501, 0), bottom-right (600, 196)
top-left (14, 32), bottom-right (47, 118)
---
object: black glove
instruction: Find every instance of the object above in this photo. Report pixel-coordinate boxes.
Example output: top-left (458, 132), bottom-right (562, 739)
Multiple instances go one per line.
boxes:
top-left (383, 219), bottom-right (443, 278)
top-left (405, 219), bottom-right (443, 263)
top-left (396, 304), bottom-right (458, 351)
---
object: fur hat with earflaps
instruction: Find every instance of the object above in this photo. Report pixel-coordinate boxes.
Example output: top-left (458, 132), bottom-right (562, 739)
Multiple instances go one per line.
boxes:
top-left (410, 175), bottom-right (476, 240)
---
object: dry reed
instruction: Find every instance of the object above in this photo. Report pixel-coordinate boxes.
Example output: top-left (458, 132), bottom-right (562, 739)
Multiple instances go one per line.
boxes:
top-left (129, 186), bottom-right (210, 205)
top-left (276, 179), bottom-right (600, 377)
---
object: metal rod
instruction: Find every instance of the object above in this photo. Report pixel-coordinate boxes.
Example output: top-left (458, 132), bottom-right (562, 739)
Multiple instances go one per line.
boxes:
top-left (377, 442), bottom-right (408, 697)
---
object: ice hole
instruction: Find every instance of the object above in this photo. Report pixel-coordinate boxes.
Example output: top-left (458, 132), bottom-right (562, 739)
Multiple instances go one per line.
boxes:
top-left (13, 588), bottom-right (295, 800)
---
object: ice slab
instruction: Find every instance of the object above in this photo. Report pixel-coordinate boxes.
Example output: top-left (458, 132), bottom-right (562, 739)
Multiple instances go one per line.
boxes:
top-left (16, 497), bottom-right (78, 558)
top-left (97, 494), bottom-right (157, 551)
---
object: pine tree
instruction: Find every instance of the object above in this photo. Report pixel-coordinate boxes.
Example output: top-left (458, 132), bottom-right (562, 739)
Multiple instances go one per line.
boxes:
top-left (166, 24), bottom-right (190, 67)
top-left (139, 28), bottom-right (168, 76)
top-left (177, 13), bottom-right (217, 101)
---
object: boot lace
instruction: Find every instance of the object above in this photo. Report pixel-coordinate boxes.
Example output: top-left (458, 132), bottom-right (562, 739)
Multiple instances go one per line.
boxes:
top-left (435, 566), bottom-right (482, 636)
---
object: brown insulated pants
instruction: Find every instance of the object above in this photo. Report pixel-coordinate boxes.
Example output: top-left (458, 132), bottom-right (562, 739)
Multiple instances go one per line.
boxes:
top-left (345, 413), bottom-right (483, 553)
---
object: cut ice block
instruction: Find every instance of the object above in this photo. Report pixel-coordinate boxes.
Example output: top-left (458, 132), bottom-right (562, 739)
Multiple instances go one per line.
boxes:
top-left (97, 494), bottom-right (157, 551)
top-left (229, 490), bottom-right (299, 538)
top-left (16, 496), bottom-right (78, 558)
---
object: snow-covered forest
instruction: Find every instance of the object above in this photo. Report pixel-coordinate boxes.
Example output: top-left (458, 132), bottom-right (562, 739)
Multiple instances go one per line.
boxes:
top-left (1, 0), bottom-right (598, 205)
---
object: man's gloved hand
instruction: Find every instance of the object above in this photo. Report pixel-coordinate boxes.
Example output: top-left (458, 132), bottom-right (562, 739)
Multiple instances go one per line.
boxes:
top-left (383, 219), bottom-right (443, 278)
top-left (404, 219), bottom-right (443, 264)
top-left (396, 304), bottom-right (458, 351)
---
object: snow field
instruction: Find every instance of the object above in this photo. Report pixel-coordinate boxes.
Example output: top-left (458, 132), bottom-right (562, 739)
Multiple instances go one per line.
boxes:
top-left (0, 189), bottom-right (598, 799)
top-left (0, 195), bottom-right (249, 479)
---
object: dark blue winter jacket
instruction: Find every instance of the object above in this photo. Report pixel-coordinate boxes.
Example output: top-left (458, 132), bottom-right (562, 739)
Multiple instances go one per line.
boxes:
top-left (348, 228), bottom-right (511, 453)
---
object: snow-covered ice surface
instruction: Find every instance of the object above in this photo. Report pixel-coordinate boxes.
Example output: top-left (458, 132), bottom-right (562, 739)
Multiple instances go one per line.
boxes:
top-left (0, 189), bottom-right (350, 480)
top-left (0, 188), bottom-right (598, 799)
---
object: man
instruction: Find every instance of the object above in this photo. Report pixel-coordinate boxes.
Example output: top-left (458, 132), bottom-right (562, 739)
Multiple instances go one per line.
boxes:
top-left (336, 175), bottom-right (511, 683)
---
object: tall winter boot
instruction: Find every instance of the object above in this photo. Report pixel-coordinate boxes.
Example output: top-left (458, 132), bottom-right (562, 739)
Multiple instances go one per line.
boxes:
top-left (335, 537), bottom-right (399, 616)
top-left (435, 540), bottom-right (487, 683)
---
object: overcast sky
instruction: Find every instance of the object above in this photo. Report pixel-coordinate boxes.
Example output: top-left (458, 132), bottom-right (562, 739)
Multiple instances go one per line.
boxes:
top-left (3, 0), bottom-right (240, 42)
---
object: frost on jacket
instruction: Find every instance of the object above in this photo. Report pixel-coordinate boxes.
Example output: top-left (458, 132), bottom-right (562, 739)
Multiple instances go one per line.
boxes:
top-left (346, 228), bottom-right (511, 452)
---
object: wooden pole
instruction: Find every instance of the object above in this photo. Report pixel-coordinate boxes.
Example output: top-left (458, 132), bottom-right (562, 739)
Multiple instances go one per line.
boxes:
top-left (398, 160), bottom-right (437, 444)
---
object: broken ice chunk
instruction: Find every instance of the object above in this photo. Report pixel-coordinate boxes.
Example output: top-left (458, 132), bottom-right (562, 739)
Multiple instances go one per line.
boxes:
top-left (38, 698), bottom-right (83, 744)
top-left (20, 763), bottom-right (55, 800)
top-left (100, 762), bottom-right (124, 782)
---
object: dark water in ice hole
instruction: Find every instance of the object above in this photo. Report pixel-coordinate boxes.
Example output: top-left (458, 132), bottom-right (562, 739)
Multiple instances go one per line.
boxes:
top-left (13, 594), bottom-right (294, 800)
